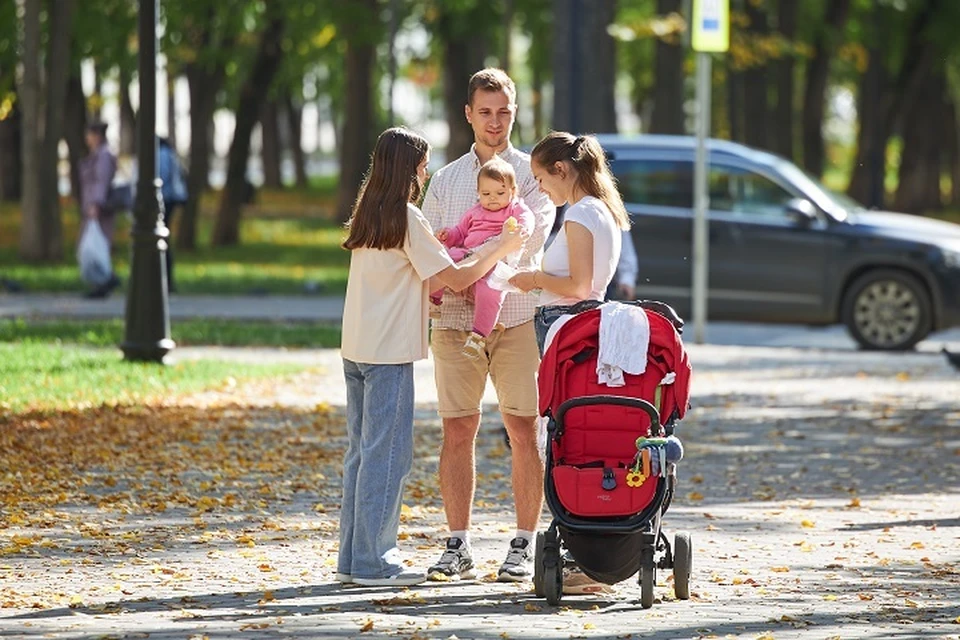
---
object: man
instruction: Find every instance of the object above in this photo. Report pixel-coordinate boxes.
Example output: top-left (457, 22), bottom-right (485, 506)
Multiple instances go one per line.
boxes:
top-left (421, 68), bottom-right (555, 582)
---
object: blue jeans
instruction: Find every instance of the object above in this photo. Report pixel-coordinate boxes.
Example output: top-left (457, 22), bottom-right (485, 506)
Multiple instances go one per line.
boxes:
top-left (339, 359), bottom-right (415, 579)
top-left (533, 299), bottom-right (604, 355)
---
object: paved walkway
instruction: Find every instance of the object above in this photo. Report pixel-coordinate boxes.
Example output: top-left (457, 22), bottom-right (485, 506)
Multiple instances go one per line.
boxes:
top-left (2, 341), bottom-right (959, 639)
top-left (5, 291), bottom-right (960, 352)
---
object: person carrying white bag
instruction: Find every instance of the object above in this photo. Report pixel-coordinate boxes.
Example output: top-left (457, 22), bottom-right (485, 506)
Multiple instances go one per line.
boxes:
top-left (78, 120), bottom-right (122, 299)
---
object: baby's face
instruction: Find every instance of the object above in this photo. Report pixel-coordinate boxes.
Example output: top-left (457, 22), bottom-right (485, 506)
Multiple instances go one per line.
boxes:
top-left (477, 175), bottom-right (515, 212)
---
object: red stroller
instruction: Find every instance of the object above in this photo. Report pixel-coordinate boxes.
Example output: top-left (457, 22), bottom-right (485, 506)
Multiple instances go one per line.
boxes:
top-left (533, 300), bottom-right (692, 607)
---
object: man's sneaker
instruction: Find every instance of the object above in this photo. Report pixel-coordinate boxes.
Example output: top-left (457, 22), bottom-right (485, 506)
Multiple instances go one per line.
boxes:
top-left (497, 537), bottom-right (533, 582)
top-left (427, 537), bottom-right (476, 581)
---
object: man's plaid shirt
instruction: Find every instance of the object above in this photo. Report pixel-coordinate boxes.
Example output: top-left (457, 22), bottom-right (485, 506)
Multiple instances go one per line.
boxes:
top-left (422, 144), bottom-right (555, 331)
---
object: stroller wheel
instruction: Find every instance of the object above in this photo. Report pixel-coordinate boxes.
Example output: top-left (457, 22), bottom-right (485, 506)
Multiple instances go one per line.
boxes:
top-left (543, 553), bottom-right (563, 605)
top-left (533, 532), bottom-right (546, 598)
top-left (673, 531), bottom-right (692, 600)
top-left (639, 565), bottom-right (655, 609)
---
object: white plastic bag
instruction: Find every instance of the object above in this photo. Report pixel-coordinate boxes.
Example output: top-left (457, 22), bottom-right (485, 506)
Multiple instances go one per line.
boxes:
top-left (487, 261), bottom-right (524, 293)
top-left (77, 221), bottom-right (113, 287)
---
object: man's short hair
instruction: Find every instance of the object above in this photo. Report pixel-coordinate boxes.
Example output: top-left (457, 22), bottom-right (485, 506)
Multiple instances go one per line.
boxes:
top-left (467, 68), bottom-right (516, 106)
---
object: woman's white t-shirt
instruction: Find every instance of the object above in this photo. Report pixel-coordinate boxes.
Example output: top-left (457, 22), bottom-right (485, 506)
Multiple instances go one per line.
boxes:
top-left (539, 195), bottom-right (621, 306)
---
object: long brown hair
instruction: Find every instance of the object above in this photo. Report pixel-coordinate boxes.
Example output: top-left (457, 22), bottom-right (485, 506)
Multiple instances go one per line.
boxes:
top-left (531, 131), bottom-right (629, 230)
top-left (343, 127), bottom-right (430, 250)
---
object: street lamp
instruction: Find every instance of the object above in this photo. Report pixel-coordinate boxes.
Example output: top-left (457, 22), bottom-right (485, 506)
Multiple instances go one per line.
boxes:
top-left (121, 0), bottom-right (175, 362)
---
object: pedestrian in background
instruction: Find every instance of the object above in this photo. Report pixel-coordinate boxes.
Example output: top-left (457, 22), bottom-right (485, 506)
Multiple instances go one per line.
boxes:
top-left (157, 136), bottom-right (188, 292)
top-left (78, 121), bottom-right (121, 299)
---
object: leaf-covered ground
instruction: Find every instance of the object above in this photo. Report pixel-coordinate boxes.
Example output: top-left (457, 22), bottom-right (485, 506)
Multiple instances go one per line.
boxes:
top-left (1, 345), bottom-right (958, 639)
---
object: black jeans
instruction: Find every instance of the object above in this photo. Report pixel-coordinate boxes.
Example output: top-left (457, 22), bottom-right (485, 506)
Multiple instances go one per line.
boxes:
top-left (533, 299), bottom-right (604, 355)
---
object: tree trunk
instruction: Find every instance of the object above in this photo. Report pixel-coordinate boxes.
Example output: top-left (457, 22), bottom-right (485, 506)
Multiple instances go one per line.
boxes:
top-left (119, 65), bottom-right (137, 156)
top-left (532, 65), bottom-right (545, 141)
top-left (167, 74), bottom-right (178, 149)
top-left (847, 0), bottom-right (942, 206)
top-left (742, 0), bottom-right (770, 150)
top-left (436, 2), bottom-right (489, 163)
top-left (947, 100), bottom-right (960, 207)
top-left (649, 0), bottom-right (685, 134)
top-left (178, 21), bottom-right (234, 251)
top-left (39, 0), bottom-right (75, 260)
top-left (18, 0), bottom-right (43, 261)
top-left (335, 0), bottom-right (379, 224)
top-left (770, 0), bottom-right (798, 159)
top-left (846, 44), bottom-right (887, 207)
top-left (65, 65), bottom-right (88, 205)
top-left (212, 18), bottom-right (285, 246)
top-left (800, 0), bottom-right (852, 177)
top-left (285, 94), bottom-right (308, 188)
top-left (727, 63), bottom-right (744, 142)
top-left (893, 65), bottom-right (945, 214)
top-left (0, 98), bottom-right (21, 202)
top-left (552, 0), bottom-right (617, 133)
top-left (260, 98), bottom-right (282, 188)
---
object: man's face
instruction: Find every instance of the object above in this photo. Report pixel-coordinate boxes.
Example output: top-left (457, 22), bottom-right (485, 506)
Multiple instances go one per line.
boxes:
top-left (85, 130), bottom-right (100, 151)
top-left (465, 89), bottom-right (516, 151)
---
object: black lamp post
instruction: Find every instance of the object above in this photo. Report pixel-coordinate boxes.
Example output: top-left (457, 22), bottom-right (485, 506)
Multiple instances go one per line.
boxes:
top-left (122, 0), bottom-right (175, 362)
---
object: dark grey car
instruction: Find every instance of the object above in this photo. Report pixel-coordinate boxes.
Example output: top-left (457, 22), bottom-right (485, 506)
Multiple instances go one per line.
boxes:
top-left (598, 134), bottom-right (960, 351)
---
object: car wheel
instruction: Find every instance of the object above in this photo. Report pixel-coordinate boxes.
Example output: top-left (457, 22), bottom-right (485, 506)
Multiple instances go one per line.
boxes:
top-left (842, 269), bottom-right (932, 351)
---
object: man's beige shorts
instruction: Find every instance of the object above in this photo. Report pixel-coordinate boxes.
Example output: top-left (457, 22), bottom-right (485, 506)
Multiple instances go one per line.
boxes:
top-left (430, 321), bottom-right (539, 418)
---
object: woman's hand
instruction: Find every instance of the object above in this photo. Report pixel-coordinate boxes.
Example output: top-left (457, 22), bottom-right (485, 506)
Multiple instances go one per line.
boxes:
top-left (509, 270), bottom-right (539, 293)
top-left (498, 219), bottom-right (527, 254)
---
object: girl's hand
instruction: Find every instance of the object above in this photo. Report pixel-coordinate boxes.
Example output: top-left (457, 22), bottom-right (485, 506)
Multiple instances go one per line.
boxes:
top-left (436, 228), bottom-right (449, 243)
top-left (509, 270), bottom-right (539, 293)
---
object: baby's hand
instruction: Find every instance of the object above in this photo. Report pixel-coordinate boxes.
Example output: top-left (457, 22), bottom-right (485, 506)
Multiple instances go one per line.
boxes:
top-left (436, 228), bottom-right (449, 242)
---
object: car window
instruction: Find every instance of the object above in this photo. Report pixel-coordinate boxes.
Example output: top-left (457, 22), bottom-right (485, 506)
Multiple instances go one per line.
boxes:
top-left (709, 165), bottom-right (795, 219)
top-left (611, 159), bottom-right (693, 209)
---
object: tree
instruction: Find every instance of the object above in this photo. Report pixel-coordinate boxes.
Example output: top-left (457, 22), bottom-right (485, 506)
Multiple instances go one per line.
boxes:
top-left (552, 0), bottom-right (618, 133)
top-left (334, 0), bottom-right (381, 224)
top-left (649, 0), bottom-right (685, 135)
top-left (18, 0), bottom-right (76, 262)
top-left (212, 16), bottom-right (286, 246)
top-left (800, 0), bottom-right (852, 177)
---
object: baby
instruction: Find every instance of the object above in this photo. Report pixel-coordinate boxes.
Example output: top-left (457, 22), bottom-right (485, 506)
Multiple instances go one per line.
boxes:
top-left (431, 157), bottom-right (533, 359)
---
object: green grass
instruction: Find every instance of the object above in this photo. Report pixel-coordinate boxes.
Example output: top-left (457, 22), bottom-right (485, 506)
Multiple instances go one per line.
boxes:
top-left (0, 186), bottom-right (351, 295)
top-left (0, 342), bottom-right (309, 414)
top-left (0, 317), bottom-right (342, 348)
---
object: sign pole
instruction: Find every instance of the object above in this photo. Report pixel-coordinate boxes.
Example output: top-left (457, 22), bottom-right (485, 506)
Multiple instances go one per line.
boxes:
top-left (692, 52), bottom-right (711, 345)
top-left (690, 0), bottom-right (728, 344)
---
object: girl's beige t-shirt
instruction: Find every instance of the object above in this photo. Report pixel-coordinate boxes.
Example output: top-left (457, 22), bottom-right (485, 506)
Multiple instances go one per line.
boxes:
top-left (341, 204), bottom-right (454, 364)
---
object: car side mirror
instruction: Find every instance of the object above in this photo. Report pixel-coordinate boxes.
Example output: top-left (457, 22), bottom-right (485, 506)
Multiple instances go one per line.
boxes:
top-left (785, 198), bottom-right (818, 225)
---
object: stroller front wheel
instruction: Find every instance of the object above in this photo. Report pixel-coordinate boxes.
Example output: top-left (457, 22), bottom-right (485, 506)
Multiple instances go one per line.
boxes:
top-left (533, 532), bottom-right (546, 597)
top-left (639, 565), bottom-right (656, 609)
top-left (673, 531), bottom-right (692, 600)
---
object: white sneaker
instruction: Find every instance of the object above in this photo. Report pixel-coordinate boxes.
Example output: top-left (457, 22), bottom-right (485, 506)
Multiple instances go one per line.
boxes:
top-left (353, 571), bottom-right (426, 586)
top-left (497, 537), bottom-right (533, 582)
top-left (335, 572), bottom-right (352, 584)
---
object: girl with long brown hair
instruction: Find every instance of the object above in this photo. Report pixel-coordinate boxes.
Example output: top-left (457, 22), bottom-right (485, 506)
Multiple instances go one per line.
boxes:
top-left (338, 127), bottom-right (525, 586)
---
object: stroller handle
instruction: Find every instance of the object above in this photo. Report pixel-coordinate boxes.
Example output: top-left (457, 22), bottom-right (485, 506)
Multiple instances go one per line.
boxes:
top-left (553, 395), bottom-right (662, 436)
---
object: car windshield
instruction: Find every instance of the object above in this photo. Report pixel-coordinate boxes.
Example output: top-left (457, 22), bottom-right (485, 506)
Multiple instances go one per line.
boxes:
top-left (773, 158), bottom-right (863, 221)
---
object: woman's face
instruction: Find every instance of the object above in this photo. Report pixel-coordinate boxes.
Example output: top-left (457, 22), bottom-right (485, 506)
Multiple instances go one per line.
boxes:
top-left (532, 160), bottom-right (569, 206)
top-left (416, 152), bottom-right (430, 188)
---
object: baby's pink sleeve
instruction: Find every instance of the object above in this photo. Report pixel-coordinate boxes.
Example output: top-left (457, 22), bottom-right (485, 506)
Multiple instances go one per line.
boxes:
top-left (447, 205), bottom-right (478, 247)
